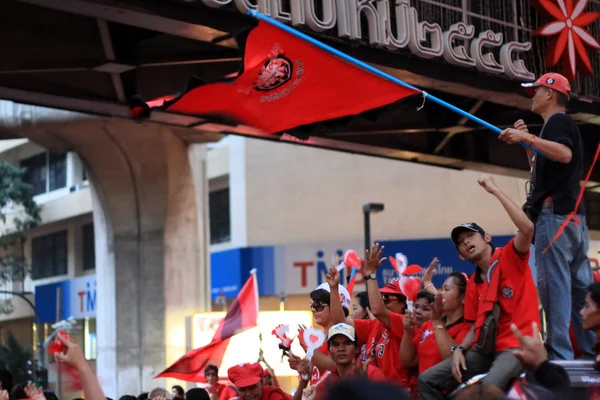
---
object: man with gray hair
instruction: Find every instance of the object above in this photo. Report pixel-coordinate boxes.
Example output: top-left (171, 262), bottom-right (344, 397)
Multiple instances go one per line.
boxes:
top-left (148, 388), bottom-right (172, 400)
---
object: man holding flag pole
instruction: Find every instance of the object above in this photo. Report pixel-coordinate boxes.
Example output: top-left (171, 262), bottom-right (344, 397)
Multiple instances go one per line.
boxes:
top-left (499, 73), bottom-right (598, 360)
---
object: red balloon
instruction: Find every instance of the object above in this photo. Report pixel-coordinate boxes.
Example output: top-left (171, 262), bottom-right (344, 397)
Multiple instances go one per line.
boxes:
top-left (399, 276), bottom-right (422, 301)
top-left (48, 331), bottom-right (70, 355)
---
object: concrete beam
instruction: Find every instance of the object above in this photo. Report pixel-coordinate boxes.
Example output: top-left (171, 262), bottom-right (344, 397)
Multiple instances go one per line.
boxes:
top-left (16, 0), bottom-right (238, 48)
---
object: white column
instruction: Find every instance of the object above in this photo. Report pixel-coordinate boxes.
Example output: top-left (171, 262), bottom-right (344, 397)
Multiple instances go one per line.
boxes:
top-left (90, 180), bottom-right (118, 399)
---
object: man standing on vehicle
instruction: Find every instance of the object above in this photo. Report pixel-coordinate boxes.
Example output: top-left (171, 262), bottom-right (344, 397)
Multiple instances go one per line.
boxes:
top-left (498, 72), bottom-right (593, 360)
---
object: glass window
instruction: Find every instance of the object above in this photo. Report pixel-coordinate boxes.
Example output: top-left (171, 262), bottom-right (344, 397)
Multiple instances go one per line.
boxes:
top-left (209, 188), bottom-right (231, 244)
top-left (31, 231), bottom-right (68, 279)
top-left (20, 151), bottom-right (67, 195)
top-left (21, 153), bottom-right (47, 196)
top-left (48, 152), bottom-right (67, 191)
top-left (82, 223), bottom-right (95, 271)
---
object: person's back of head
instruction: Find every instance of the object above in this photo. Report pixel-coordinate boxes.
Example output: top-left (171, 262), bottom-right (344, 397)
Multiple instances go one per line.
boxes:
top-left (148, 388), bottom-right (171, 400)
top-left (184, 389), bottom-right (209, 400)
top-left (137, 393), bottom-right (148, 400)
top-left (10, 383), bottom-right (27, 400)
top-left (119, 395), bottom-right (137, 400)
top-left (44, 391), bottom-right (59, 400)
top-left (171, 386), bottom-right (184, 399)
top-left (0, 370), bottom-right (13, 393)
top-left (324, 378), bottom-right (408, 400)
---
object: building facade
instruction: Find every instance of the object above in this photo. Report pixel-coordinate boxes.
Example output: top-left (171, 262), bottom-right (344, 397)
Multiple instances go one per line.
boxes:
top-left (0, 0), bottom-right (598, 397)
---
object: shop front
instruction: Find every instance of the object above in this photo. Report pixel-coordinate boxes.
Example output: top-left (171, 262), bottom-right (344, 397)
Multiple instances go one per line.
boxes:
top-left (34, 275), bottom-right (97, 396)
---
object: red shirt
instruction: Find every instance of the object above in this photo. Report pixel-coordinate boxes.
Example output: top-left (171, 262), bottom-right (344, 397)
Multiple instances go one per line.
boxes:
top-left (314, 365), bottom-right (386, 400)
top-left (210, 383), bottom-right (237, 400)
top-left (413, 319), bottom-right (471, 374)
top-left (354, 311), bottom-right (409, 386)
top-left (466, 238), bottom-right (540, 351)
top-left (310, 341), bottom-right (330, 385)
top-left (261, 386), bottom-right (292, 400)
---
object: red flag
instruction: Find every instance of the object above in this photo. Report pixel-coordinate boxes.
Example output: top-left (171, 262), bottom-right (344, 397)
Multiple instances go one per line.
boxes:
top-left (134, 21), bottom-right (420, 134)
top-left (156, 270), bottom-right (259, 381)
top-left (211, 269), bottom-right (259, 342)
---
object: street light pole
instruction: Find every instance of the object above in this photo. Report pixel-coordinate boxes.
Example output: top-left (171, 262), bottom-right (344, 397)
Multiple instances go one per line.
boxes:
top-left (362, 203), bottom-right (385, 252)
top-left (0, 291), bottom-right (44, 373)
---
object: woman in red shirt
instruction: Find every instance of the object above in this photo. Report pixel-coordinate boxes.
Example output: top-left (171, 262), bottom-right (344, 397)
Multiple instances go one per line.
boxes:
top-left (399, 273), bottom-right (471, 374)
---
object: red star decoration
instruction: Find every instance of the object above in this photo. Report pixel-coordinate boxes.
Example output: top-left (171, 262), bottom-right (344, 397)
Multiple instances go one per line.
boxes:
top-left (534, 0), bottom-right (600, 81)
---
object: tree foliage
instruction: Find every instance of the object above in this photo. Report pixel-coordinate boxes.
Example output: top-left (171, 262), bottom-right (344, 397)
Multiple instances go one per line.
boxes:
top-left (0, 161), bottom-right (41, 284)
top-left (0, 332), bottom-right (34, 384)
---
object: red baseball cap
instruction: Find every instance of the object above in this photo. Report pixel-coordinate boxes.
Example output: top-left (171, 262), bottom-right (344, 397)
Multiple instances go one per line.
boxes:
top-left (521, 73), bottom-right (571, 99)
top-left (227, 362), bottom-right (263, 388)
top-left (379, 278), bottom-right (405, 296)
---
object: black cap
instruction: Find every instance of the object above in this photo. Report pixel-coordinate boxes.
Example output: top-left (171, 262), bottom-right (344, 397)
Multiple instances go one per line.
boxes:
top-left (451, 222), bottom-right (486, 247)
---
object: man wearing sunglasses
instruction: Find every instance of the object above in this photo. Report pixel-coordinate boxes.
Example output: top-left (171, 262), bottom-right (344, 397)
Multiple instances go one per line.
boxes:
top-left (327, 244), bottom-right (410, 388)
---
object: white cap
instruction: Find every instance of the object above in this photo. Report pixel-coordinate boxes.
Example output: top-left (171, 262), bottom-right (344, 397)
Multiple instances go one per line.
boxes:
top-left (315, 283), bottom-right (351, 309)
top-left (328, 323), bottom-right (356, 341)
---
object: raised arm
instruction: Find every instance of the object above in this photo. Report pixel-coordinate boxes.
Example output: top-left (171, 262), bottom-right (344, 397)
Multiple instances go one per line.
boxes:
top-left (326, 267), bottom-right (353, 326)
top-left (477, 175), bottom-right (534, 255)
top-left (399, 312), bottom-right (418, 368)
top-left (422, 257), bottom-right (440, 295)
top-left (56, 334), bottom-right (106, 400)
top-left (364, 243), bottom-right (391, 329)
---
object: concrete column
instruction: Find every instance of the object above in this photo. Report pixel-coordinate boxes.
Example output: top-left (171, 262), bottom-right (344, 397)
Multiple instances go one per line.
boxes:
top-left (2, 105), bottom-right (220, 398)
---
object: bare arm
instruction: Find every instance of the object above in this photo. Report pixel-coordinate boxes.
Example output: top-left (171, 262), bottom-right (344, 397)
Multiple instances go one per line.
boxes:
top-left (430, 294), bottom-right (459, 359)
top-left (364, 244), bottom-right (391, 329)
top-left (292, 360), bottom-right (310, 400)
top-left (459, 325), bottom-right (475, 350)
top-left (499, 127), bottom-right (572, 163)
top-left (478, 175), bottom-right (534, 254)
top-left (421, 257), bottom-right (439, 295)
top-left (310, 350), bottom-right (336, 372)
top-left (326, 267), bottom-right (353, 327)
top-left (399, 312), bottom-right (418, 368)
top-left (56, 335), bottom-right (106, 400)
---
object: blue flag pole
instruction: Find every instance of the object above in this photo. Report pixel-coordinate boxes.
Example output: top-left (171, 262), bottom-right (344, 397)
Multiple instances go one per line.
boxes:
top-left (248, 10), bottom-right (542, 156)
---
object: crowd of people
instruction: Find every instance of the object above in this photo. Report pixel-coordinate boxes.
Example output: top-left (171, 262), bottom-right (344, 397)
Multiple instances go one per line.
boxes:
top-left (1, 72), bottom-right (597, 399)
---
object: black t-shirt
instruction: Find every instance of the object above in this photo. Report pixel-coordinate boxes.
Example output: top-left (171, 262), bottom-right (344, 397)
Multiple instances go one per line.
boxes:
top-left (530, 113), bottom-right (585, 215)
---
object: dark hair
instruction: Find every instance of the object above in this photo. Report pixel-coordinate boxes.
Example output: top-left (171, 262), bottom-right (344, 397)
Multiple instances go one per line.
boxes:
top-left (0, 370), bottom-right (13, 393)
top-left (310, 289), bottom-right (350, 317)
top-left (324, 378), bottom-right (408, 400)
top-left (556, 92), bottom-right (568, 107)
top-left (416, 291), bottom-right (435, 304)
top-left (44, 393), bottom-right (58, 400)
top-left (448, 272), bottom-right (468, 298)
top-left (172, 386), bottom-right (184, 397)
top-left (589, 282), bottom-right (600, 308)
top-left (11, 383), bottom-right (27, 400)
top-left (136, 394), bottom-right (148, 400)
top-left (205, 364), bottom-right (218, 376)
top-left (355, 292), bottom-right (370, 312)
top-left (120, 396), bottom-right (136, 400)
top-left (185, 389), bottom-right (210, 400)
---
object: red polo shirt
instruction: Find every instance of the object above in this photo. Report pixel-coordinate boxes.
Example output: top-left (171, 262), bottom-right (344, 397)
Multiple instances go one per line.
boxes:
top-left (466, 238), bottom-right (540, 351)
top-left (413, 319), bottom-right (471, 374)
top-left (354, 311), bottom-right (408, 387)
